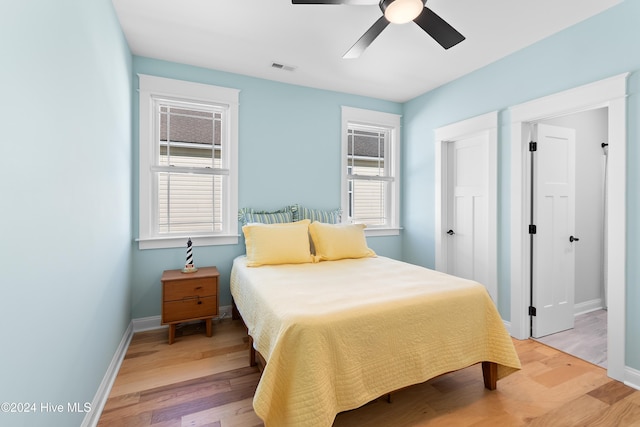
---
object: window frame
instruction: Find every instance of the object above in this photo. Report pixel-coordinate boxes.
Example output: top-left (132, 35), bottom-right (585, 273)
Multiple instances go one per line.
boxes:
top-left (137, 74), bottom-right (239, 249)
top-left (341, 106), bottom-right (401, 236)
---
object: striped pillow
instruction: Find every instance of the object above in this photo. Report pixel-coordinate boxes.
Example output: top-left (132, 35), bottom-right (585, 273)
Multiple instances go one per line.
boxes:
top-left (245, 211), bottom-right (293, 224)
top-left (238, 207), bottom-right (294, 226)
top-left (298, 206), bottom-right (341, 224)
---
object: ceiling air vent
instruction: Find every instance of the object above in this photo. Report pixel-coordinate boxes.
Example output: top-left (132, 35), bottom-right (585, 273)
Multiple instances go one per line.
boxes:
top-left (271, 62), bottom-right (297, 72)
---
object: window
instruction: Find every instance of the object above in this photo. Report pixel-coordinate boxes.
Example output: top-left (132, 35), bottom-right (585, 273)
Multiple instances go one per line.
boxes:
top-left (138, 75), bottom-right (239, 249)
top-left (341, 106), bottom-right (400, 236)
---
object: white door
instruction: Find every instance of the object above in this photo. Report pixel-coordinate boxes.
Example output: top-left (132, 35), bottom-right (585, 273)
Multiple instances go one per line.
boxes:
top-left (532, 123), bottom-right (576, 338)
top-left (445, 135), bottom-right (493, 300)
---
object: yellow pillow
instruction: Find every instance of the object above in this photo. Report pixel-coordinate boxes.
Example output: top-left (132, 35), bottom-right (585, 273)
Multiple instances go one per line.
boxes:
top-left (242, 219), bottom-right (313, 267)
top-left (309, 221), bottom-right (376, 262)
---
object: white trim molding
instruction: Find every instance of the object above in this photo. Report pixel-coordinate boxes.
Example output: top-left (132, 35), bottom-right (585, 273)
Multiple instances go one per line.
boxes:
top-left (132, 306), bottom-right (233, 332)
top-left (81, 323), bottom-right (133, 427)
top-left (341, 106), bottom-right (402, 236)
top-left (137, 74), bottom-right (240, 249)
top-left (626, 367), bottom-right (640, 391)
top-left (574, 299), bottom-right (604, 316)
top-left (132, 315), bottom-right (166, 333)
top-left (502, 320), bottom-right (512, 336)
top-left (83, 305), bottom-right (234, 426)
top-left (509, 72), bottom-right (628, 382)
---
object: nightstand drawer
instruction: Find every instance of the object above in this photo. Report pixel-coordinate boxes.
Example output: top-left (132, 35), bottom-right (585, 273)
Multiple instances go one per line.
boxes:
top-left (163, 279), bottom-right (216, 301)
top-left (163, 295), bottom-right (217, 323)
top-left (160, 266), bottom-right (220, 344)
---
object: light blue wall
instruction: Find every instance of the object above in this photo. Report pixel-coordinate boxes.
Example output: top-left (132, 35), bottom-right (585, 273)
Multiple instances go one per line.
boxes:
top-left (402, 1), bottom-right (640, 369)
top-left (3, 2), bottom-right (639, 423)
top-left (130, 57), bottom-right (403, 318)
top-left (0, 1), bottom-right (132, 426)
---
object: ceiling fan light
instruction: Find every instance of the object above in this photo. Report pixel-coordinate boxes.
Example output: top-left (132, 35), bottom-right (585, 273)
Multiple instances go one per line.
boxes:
top-left (381, 0), bottom-right (423, 24)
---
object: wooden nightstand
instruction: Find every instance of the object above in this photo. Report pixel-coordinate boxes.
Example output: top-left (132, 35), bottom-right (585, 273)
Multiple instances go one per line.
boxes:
top-left (161, 266), bottom-right (219, 344)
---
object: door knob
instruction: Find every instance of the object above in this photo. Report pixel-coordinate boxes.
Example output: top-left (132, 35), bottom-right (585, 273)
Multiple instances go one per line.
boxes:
top-left (569, 235), bottom-right (579, 242)
top-left (447, 229), bottom-right (455, 235)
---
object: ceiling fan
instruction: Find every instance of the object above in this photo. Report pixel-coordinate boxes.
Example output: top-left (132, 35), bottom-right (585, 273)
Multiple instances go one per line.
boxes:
top-left (291, 0), bottom-right (465, 58)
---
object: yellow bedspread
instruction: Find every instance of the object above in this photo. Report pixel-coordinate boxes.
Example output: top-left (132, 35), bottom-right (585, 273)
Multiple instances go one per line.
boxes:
top-left (230, 256), bottom-right (521, 427)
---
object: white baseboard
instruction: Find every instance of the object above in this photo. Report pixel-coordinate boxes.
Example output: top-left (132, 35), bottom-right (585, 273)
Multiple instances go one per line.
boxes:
top-left (132, 315), bottom-right (165, 332)
top-left (81, 322), bottom-right (133, 427)
top-left (625, 366), bottom-right (640, 391)
top-left (83, 304), bottom-right (234, 425)
top-left (219, 304), bottom-right (232, 320)
top-left (132, 305), bottom-right (233, 332)
top-left (574, 299), bottom-right (603, 316)
top-left (503, 319), bottom-right (512, 336)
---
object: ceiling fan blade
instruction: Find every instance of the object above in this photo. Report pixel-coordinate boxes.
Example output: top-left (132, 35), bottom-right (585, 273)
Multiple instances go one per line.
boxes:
top-left (343, 15), bottom-right (389, 59)
top-left (413, 7), bottom-right (465, 49)
top-left (292, 0), bottom-right (372, 4)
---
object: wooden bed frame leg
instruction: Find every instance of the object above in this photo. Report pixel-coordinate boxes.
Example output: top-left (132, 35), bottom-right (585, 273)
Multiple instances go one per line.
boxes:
top-left (232, 299), bottom-right (240, 320)
top-left (482, 361), bottom-right (498, 390)
top-left (249, 336), bottom-right (257, 367)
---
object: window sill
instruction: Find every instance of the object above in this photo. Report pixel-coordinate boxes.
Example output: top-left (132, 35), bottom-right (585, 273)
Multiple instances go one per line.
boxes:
top-left (137, 234), bottom-right (239, 250)
top-left (364, 227), bottom-right (402, 237)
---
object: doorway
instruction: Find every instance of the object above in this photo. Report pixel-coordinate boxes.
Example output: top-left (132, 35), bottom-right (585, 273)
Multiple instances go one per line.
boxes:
top-left (509, 73), bottom-right (627, 381)
top-left (529, 108), bottom-right (609, 368)
top-left (435, 111), bottom-right (498, 302)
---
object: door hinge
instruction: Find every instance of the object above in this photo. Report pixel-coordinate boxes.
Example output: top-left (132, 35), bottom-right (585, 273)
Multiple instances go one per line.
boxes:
top-left (529, 306), bottom-right (537, 316)
top-left (529, 224), bottom-right (537, 234)
top-left (529, 141), bottom-right (537, 151)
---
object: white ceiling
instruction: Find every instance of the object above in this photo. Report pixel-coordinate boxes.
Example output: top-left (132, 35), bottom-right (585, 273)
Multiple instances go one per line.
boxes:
top-left (112, 0), bottom-right (621, 103)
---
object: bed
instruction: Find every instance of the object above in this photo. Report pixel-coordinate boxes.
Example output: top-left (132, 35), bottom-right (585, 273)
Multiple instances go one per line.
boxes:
top-left (231, 211), bottom-right (521, 427)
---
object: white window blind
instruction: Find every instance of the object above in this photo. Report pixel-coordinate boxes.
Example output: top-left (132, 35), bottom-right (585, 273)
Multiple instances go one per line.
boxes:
top-left (347, 126), bottom-right (391, 226)
top-left (155, 101), bottom-right (225, 234)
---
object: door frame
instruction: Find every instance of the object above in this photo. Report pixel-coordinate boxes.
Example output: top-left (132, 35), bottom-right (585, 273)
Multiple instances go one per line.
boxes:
top-left (435, 111), bottom-right (498, 302)
top-left (509, 73), bottom-right (628, 381)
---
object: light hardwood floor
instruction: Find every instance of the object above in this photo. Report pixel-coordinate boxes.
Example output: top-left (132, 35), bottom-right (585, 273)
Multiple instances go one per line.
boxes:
top-left (98, 319), bottom-right (640, 426)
